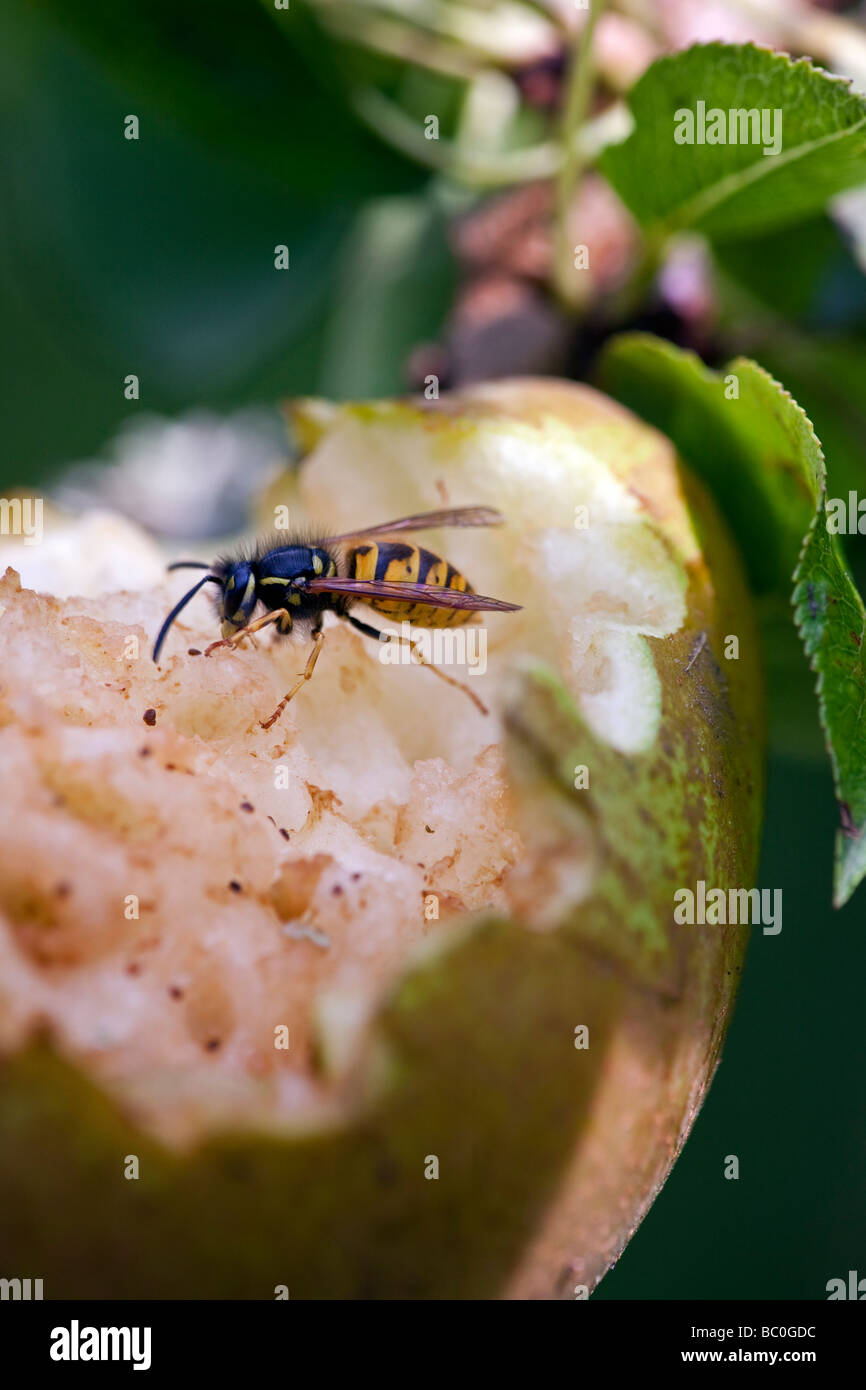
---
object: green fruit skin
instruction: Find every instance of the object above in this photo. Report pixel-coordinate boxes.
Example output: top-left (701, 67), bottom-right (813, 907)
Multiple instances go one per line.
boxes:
top-left (0, 381), bottom-right (763, 1299)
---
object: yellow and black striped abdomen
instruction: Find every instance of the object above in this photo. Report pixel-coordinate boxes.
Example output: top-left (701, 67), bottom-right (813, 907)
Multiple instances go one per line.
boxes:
top-left (349, 541), bottom-right (473, 627)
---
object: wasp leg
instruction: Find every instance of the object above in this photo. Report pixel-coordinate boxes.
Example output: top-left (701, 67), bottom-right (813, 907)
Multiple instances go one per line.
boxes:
top-left (260, 629), bottom-right (325, 730)
top-left (204, 608), bottom-right (291, 657)
top-left (344, 614), bottom-right (488, 717)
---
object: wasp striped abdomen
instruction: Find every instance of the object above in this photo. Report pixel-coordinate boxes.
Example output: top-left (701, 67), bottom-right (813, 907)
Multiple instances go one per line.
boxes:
top-left (348, 542), bottom-right (473, 627)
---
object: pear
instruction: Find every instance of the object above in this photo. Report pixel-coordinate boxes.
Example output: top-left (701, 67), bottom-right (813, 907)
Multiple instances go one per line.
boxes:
top-left (0, 379), bottom-right (762, 1298)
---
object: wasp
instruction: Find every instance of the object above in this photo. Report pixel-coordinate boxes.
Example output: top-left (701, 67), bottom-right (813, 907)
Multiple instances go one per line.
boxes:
top-left (152, 507), bottom-right (521, 729)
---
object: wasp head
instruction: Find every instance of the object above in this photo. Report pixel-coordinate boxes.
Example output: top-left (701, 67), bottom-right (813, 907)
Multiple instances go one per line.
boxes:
top-left (220, 561), bottom-right (257, 638)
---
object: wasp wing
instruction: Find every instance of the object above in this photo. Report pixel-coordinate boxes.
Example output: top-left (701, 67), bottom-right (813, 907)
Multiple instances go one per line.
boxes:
top-left (305, 577), bottom-right (521, 612)
top-left (322, 506), bottom-right (504, 544)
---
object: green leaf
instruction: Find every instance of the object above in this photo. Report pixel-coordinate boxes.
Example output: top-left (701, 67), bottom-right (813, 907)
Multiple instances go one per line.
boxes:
top-left (600, 44), bottom-right (866, 242)
top-left (713, 215), bottom-right (866, 326)
top-left (731, 333), bottom-right (866, 500)
top-left (795, 506), bottom-right (866, 906)
top-left (597, 336), bottom-right (812, 594)
top-left (710, 218), bottom-right (866, 498)
top-left (598, 332), bottom-right (866, 907)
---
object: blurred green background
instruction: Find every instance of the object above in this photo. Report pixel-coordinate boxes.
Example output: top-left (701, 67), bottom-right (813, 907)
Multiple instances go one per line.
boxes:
top-left (0, 0), bottom-right (453, 488)
top-left (2, 0), bottom-right (863, 1299)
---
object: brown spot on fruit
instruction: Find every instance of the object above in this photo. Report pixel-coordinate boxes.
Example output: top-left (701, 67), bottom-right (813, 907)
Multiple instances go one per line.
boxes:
top-left (305, 784), bottom-right (343, 821)
top-left (269, 854), bottom-right (334, 921)
top-left (184, 973), bottom-right (234, 1052)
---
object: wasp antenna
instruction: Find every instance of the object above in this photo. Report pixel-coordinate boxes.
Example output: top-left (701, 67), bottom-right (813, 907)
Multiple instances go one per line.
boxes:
top-left (153, 575), bottom-right (220, 663)
top-left (167, 560), bottom-right (213, 572)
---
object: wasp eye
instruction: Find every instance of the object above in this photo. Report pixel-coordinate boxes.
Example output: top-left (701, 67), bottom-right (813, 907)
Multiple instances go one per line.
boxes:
top-left (222, 567), bottom-right (256, 625)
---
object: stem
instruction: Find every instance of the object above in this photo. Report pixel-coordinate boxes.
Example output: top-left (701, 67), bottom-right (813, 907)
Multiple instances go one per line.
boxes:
top-left (553, 0), bottom-right (607, 313)
top-left (351, 85), bottom-right (627, 191)
top-left (606, 228), bottom-right (665, 324)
